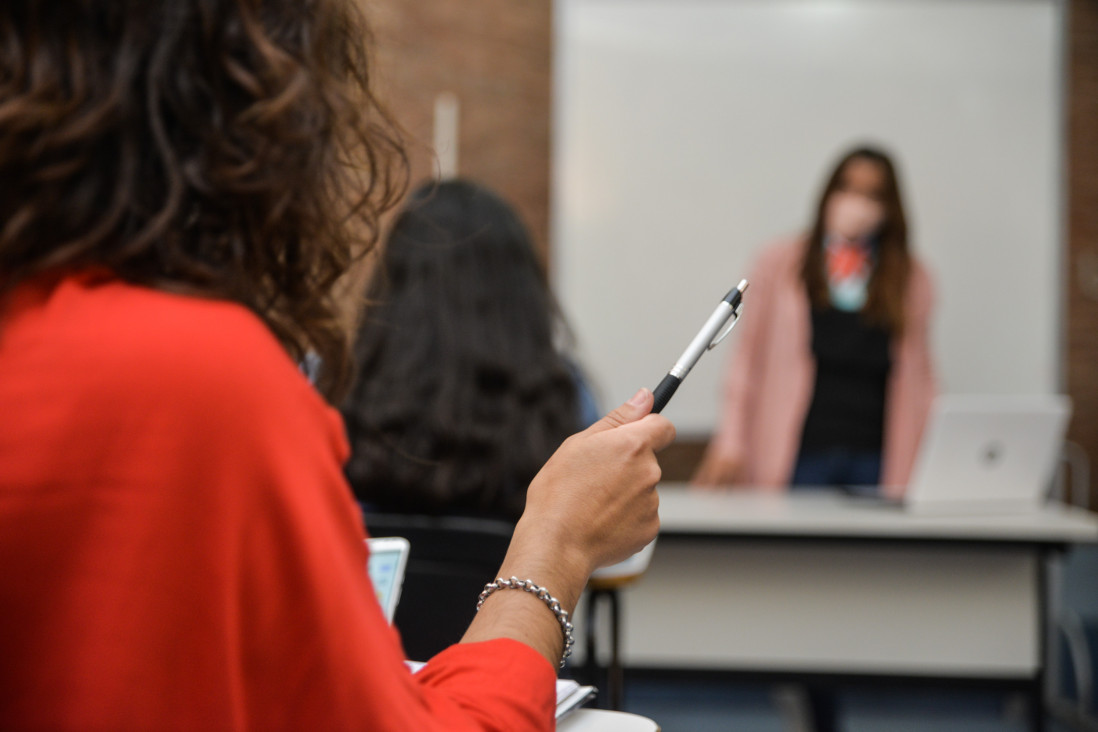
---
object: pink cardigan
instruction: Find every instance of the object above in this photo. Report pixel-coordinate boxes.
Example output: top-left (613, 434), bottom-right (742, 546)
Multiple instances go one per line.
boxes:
top-left (708, 237), bottom-right (937, 495)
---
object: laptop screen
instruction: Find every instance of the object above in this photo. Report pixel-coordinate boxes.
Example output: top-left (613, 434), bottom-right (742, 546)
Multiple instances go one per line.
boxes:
top-left (366, 537), bottom-right (410, 623)
top-left (904, 394), bottom-right (1071, 512)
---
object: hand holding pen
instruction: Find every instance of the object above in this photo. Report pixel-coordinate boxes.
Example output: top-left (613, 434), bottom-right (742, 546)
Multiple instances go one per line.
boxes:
top-left (651, 279), bottom-right (749, 414)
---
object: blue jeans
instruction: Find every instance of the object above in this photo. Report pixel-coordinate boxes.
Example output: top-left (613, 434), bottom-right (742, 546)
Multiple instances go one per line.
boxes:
top-left (791, 448), bottom-right (881, 488)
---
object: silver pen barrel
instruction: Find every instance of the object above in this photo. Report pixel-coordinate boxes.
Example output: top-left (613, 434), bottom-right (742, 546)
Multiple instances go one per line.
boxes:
top-left (668, 301), bottom-right (735, 380)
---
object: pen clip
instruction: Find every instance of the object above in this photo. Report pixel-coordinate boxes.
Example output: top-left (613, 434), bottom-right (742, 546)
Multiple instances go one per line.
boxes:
top-left (707, 305), bottom-right (743, 350)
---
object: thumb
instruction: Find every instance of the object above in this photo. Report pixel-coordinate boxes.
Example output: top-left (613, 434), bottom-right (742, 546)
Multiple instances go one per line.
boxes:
top-left (585, 388), bottom-right (653, 434)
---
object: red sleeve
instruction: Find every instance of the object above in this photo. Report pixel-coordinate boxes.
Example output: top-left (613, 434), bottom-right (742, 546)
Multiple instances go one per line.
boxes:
top-left (0, 274), bottom-right (556, 730)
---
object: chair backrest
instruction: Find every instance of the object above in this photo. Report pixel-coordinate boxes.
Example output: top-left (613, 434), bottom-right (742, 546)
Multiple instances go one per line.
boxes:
top-left (364, 512), bottom-right (515, 661)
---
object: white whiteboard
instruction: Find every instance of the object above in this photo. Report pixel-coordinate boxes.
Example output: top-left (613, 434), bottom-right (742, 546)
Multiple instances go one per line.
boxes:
top-left (552, 0), bottom-right (1063, 435)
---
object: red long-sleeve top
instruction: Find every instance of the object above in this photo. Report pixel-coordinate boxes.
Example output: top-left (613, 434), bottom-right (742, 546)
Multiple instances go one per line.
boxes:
top-left (0, 271), bottom-right (555, 730)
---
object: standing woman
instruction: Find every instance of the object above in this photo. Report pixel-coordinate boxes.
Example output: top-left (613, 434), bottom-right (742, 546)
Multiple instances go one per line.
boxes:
top-left (692, 146), bottom-right (936, 495)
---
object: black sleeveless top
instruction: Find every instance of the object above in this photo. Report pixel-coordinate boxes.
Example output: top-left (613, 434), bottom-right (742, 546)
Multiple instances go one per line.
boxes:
top-left (798, 308), bottom-right (891, 453)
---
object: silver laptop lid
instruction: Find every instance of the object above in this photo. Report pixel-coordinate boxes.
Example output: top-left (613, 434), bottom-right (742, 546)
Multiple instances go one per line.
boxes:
top-left (905, 394), bottom-right (1072, 514)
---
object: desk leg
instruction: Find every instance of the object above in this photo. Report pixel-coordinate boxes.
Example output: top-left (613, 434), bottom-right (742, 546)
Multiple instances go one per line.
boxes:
top-left (584, 592), bottom-right (603, 707)
top-left (1025, 674), bottom-right (1046, 732)
top-left (583, 588), bottom-right (625, 711)
top-left (1031, 551), bottom-right (1051, 732)
top-left (608, 589), bottom-right (623, 711)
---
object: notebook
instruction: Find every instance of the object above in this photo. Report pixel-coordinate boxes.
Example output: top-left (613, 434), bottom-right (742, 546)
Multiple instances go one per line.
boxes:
top-left (894, 394), bottom-right (1072, 514)
top-left (403, 661), bottom-right (596, 720)
top-left (366, 536), bottom-right (410, 623)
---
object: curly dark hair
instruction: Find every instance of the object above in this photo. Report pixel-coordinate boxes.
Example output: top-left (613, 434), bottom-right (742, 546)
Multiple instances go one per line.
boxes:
top-left (0, 0), bottom-right (407, 400)
top-left (341, 179), bottom-right (585, 521)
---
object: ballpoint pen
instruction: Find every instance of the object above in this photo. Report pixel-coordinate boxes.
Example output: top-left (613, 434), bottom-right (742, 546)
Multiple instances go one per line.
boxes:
top-left (651, 279), bottom-right (748, 414)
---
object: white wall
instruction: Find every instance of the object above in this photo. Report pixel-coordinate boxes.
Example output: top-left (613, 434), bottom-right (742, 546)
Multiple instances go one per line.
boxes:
top-left (552, 0), bottom-right (1063, 435)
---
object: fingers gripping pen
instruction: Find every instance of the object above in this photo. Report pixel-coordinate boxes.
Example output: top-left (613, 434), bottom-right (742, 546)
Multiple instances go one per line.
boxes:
top-left (651, 279), bottom-right (748, 414)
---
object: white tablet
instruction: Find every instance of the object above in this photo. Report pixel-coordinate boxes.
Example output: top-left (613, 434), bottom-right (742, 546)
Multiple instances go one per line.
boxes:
top-left (366, 537), bottom-right (410, 623)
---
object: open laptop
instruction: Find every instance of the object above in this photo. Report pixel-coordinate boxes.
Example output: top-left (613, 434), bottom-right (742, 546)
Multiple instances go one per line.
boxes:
top-left (886, 394), bottom-right (1072, 514)
top-left (366, 537), bottom-right (410, 623)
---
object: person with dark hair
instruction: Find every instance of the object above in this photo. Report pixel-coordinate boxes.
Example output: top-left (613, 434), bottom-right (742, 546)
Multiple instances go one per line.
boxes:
top-left (0, 2), bottom-right (675, 729)
top-left (693, 146), bottom-right (936, 732)
top-left (692, 146), bottom-right (936, 494)
top-left (342, 178), bottom-right (599, 522)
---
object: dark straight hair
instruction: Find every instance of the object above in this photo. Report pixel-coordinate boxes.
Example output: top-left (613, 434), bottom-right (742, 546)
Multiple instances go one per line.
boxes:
top-left (801, 146), bottom-right (911, 334)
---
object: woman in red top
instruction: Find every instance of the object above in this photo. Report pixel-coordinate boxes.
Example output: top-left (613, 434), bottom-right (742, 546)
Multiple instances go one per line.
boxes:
top-left (0, 2), bottom-right (675, 730)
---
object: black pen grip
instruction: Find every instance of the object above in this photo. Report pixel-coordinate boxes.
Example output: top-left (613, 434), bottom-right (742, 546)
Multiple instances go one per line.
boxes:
top-left (651, 374), bottom-right (681, 415)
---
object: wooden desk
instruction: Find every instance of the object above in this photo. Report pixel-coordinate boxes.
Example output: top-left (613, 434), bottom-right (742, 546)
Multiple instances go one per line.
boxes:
top-left (576, 484), bottom-right (1098, 730)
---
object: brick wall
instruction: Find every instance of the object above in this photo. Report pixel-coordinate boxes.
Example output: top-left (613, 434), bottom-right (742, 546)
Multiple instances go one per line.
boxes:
top-left (363, 0), bottom-right (553, 260)
top-left (1067, 0), bottom-right (1098, 506)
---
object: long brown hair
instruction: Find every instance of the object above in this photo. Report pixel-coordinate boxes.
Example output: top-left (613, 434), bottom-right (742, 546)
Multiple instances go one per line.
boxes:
top-left (801, 146), bottom-right (911, 334)
top-left (0, 0), bottom-right (407, 400)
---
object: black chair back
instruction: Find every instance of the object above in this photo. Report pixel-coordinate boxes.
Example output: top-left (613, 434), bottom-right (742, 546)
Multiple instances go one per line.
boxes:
top-left (364, 512), bottom-right (515, 661)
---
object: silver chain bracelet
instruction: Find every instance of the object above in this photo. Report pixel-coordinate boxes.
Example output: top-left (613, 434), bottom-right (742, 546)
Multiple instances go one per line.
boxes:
top-left (476, 576), bottom-right (575, 668)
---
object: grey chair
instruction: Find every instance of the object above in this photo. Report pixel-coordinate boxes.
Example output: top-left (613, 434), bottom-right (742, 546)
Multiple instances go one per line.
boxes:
top-left (1049, 443), bottom-right (1098, 731)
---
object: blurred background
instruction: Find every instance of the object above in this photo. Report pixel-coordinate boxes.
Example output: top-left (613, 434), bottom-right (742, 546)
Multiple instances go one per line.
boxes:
top-left (357, 2), bottom-right (1098, 728)
top-left (361, 0), bottom-right (1097, 508)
